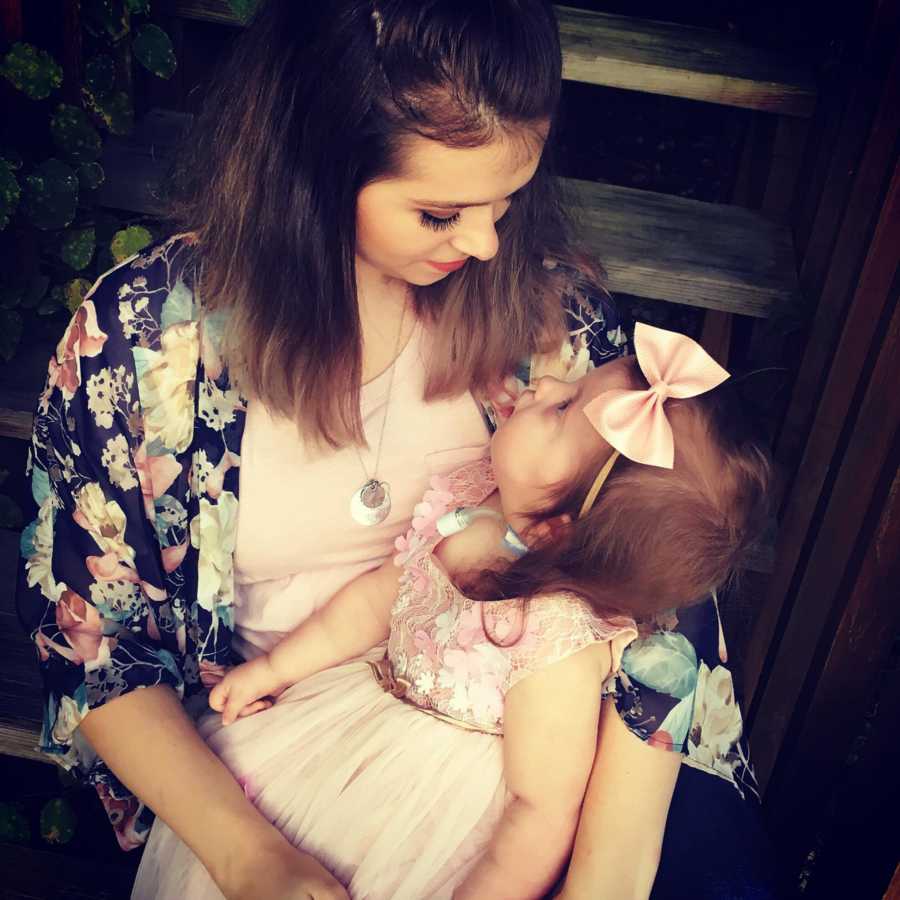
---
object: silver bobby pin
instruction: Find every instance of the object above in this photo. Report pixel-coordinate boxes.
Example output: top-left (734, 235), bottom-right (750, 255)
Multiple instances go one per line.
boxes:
top-left (371, 5), bottom-right (385, 48)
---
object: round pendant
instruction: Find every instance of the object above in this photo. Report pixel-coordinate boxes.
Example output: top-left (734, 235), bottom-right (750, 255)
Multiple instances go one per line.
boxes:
top-left (350, 479), bottom-right (392, 526)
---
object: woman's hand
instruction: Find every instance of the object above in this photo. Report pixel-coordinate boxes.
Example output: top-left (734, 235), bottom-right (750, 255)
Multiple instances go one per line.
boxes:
top-left (228, 838), bottom-right (350, 900)
top-left (209, 655), bottom-right (288, 725)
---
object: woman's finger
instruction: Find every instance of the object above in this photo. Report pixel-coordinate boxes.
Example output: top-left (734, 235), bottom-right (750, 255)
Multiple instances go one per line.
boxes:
top-left (208, 681), bottom-right (227, 711)
top-left (237, 699), bottom-right (273, 718)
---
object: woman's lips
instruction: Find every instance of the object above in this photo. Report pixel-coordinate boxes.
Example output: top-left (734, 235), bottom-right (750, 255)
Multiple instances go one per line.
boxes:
top-left (427, 258), bottom-right (468, 273)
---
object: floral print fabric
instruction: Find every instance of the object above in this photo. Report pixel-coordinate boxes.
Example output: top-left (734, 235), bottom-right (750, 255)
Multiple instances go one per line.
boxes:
top-left (16, 233), bottom-right (755, 850)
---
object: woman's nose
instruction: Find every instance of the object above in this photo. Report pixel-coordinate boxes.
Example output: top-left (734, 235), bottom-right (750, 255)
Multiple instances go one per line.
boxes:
top-left (450, 208), bottom-right (499, 261)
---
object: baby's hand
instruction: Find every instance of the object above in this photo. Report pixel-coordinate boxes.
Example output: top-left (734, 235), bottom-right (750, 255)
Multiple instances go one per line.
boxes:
top-left (209, 656), bottom-right (287, 725)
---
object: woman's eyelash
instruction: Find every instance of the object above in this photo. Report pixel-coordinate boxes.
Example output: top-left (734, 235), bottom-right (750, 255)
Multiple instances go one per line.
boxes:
top-left (420, 210), bottom-right (461, 231)
top-left (556, 399), bottom-right (572, 413)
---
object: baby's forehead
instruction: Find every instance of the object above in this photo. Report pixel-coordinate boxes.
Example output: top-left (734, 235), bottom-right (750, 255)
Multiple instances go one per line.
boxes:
top-left (580, 356), bottom-right (639, 396)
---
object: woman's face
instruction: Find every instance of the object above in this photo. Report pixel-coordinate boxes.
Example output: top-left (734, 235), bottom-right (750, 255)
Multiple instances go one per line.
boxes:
top-left (355, 127), bottom-right (547, 285)
top-left (491, 357), bottom-right (637, 514)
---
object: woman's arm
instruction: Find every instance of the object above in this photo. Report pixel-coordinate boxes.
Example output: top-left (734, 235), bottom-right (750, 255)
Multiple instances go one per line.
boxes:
top-left (453, 642), bottom-right (611, 900)
top-left (559, 701), bottom-right (682, 900)
top-left (79, 685), bottom-right (347, 900)
top-left (210, 558), bottom-right (401, 724)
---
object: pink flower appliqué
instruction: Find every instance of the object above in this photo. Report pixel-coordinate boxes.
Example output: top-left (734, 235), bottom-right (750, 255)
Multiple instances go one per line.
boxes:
top-left (393, 474), bottom-right (455, 566)
top-left (413, 630), bottom-right (441, 668)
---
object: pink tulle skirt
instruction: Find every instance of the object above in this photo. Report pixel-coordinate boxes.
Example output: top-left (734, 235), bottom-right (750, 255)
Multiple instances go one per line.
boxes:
top-left (132, 649), bottom-right (508, 900)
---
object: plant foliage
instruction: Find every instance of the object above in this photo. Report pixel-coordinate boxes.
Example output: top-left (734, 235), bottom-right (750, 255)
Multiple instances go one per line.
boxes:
top-left (0, 2), bottom-right (176, 354)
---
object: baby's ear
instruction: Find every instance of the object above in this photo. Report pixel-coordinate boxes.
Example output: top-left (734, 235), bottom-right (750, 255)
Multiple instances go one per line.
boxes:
top-left (531, 514), bottom-right (571, 543)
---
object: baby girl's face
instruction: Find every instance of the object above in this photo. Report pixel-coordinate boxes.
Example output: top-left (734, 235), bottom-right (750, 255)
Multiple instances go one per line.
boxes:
top-left (490, 356), bottom-right (635, 512)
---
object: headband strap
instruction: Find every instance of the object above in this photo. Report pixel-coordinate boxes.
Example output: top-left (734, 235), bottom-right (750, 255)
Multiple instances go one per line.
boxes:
top-left (578, 450), bottom-right (620, 520)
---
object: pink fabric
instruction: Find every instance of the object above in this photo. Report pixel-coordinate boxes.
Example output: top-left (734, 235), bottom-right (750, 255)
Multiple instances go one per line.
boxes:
top-left (133, 460), bottom-right (637, 900)
top-left (390, 458), bottom-right (638, 732)
top-left (232, 324), bottom-right (490, 658)
top-left (582, 322), bottom-right (730, 468)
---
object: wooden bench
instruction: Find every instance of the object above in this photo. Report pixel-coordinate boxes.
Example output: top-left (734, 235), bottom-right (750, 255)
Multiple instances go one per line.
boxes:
top-left (126, 2), bottom-right (815, 321)
top-left (101, 106), bottom-right (800, 319)
top-left (0, 526), bottom-right (45, 762)
top-left (171, 1), bottom-right (817, 115)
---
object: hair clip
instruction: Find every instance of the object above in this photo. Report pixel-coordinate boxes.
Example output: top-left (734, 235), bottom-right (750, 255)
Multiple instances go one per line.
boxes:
top-left (371, 5), bottom-right (385, 48)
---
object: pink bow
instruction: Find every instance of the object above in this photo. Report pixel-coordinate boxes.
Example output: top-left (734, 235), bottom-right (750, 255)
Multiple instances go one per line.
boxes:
top-left (583, 323), bottom-right (730, 468)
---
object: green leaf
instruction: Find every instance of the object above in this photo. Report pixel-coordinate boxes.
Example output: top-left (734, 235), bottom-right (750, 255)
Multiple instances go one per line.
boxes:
top-left (86, 90), bottom-right (134, 136)
top-left (0, 287), bottom-right (22, 309)
top-left (0, 801), bottom-right (30, 843)
top-left (83, 0), bottom-right (130, 41)
top-left (38, 285), bottom-right (66, 316)
top-left (111, 225), bottom-right (152, 263)
top-left (22, 159), bottom-right (78, 230)
top-left (226, 0), bottom-right (259, 23)
top-left (0, 308), bottom-right (24, 362)
top-left (126, 0), bottom-right (151, 13)
top-left (0, 42), bottom-right (63, 100)
top-left (77, 161), bottom-right (106, 192)
top-left (0, 158), bottom-right (21, 229)
top-left (64, 277), bottom-right (93, 313)
top-left (84, 55), bottom-right (116, 99)
top-left (59, 227), bottom-right (96, 270)
top-left (50, 104), bottom-right (103, 164)
top-left (0, 494), bottom-right (24, 529)
top-left (40, 797), bottom-right (77, 845)
top-left (133, 24), bottom-right (177, 79)
top-left (1, 148), bottom-right (24, 170)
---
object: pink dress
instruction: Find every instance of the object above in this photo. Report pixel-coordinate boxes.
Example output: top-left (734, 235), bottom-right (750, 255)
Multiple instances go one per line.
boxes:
top-left (133, 459), bottom-right (637, 900)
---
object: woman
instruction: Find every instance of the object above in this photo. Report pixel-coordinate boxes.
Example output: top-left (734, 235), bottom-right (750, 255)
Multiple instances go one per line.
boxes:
top-left (16, 2), bottom-right (775, 898)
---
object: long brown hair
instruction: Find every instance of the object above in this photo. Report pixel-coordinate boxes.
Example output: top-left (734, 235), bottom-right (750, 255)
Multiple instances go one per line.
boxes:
top-left (170, 0), bottom-right (595, 446)
top-left (463, 368), bottom-right (774, 618)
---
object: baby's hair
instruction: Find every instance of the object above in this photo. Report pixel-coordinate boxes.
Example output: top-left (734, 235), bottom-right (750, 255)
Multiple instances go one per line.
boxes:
top-left (466, 357), bottom-right (774, 618)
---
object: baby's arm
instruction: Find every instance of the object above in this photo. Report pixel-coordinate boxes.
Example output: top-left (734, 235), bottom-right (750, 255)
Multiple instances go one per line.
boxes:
top-left (210, 558), bottom-right (401, 724)
top-left (453, 642), bottom-right (612, 900)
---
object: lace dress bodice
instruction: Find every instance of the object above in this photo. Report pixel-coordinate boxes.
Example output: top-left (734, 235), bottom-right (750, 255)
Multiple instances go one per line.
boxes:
top-left (388, 459), bottom-right (637, 734)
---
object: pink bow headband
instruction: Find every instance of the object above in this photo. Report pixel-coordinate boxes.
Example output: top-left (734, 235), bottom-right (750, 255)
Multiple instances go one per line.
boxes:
top-left (578, 323), bottom-right (729, 517)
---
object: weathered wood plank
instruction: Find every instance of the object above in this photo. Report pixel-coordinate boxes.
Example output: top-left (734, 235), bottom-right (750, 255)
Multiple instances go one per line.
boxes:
top-left (566, 179), bottom-right (799, 318)
top-left (745, 157), bottom-right (900, 786)
top-left (0, 407), bottom-right (34, 440)
top-left (884, 863), bottom-right (900, 900)
top-left (556, 6), bottom-right (816, 116)
top-left (762, 463), bottom-right (900, 891)
top-left (100, 109), bottom-right (799, 319)
top-left (167, 1), bottom-right (817, 116)
top-left (743, 41), bottom-right (900, 711)
top-left (778, 35), bottom-right (900, 474)
top-left (0, 526), bottom-right (45, 762)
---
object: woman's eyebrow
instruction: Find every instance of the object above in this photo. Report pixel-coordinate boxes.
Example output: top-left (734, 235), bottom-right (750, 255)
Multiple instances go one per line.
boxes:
top-left (412, 193), bottom-right (515, 210)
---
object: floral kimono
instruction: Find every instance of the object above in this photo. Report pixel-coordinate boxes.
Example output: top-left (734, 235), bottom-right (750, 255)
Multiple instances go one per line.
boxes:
top-left (16, 234), bottom-right (757, 850)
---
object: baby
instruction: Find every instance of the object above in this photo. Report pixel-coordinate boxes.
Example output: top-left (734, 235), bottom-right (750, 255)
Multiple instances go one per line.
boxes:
top-left (145, 324), bottom-right (772, 899)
